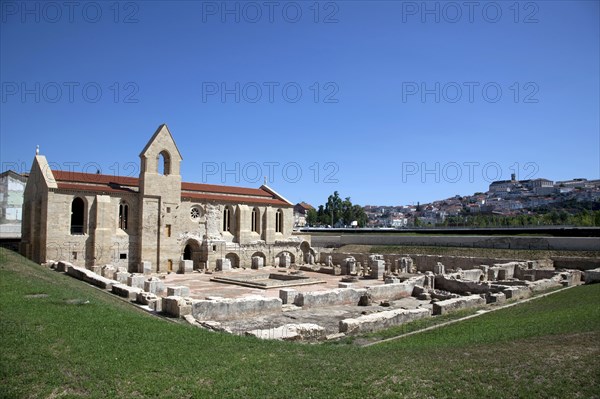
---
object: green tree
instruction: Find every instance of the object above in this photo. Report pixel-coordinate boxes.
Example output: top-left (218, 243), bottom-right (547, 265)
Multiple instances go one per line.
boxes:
top-left (306, 208), bottom-right (318, 226)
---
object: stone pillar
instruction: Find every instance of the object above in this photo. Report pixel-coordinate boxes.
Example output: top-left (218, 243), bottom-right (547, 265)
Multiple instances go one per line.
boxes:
top-left (369, 255), bottom-right (385, 279)
top-left (179, 260), bottom-right (193, 274)
top-left (251, 256), bottom-right (264, 269)
top-left (138, 261), bottom-right (152, 275)
top-left (216, 258), bottom-right (231, 271)
top-left (92, 195), bottom-right (114, 266)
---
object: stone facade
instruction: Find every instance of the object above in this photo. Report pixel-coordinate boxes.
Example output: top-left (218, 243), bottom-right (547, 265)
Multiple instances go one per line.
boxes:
top-left (21, 124), bottom-right (311, 272)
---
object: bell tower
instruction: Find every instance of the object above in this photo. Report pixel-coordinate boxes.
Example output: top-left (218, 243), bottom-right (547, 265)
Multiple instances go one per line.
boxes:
top-left (138, 124), bottom-right (183, 272)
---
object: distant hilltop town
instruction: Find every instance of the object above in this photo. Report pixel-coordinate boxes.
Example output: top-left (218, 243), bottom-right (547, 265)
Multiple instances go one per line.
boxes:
top-left (363, 175), bottom-right (600, 228)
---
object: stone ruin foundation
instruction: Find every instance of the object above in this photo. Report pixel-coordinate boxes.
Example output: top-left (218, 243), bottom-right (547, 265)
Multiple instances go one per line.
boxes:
top-left (43, 250), bottom-right (593, 342)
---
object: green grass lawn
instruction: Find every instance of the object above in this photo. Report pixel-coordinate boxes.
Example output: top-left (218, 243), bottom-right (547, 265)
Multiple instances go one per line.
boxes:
top-left (1, 248), bottom-right (599, 398)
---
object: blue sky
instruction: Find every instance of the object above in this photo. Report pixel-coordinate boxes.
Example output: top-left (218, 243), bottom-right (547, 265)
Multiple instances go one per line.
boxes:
top-left (1, 0), bottom-right (599, 206)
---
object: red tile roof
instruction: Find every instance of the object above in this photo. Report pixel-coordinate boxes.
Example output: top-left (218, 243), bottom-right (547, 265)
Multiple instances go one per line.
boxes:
top-left (51, 170), bottom-right (291, 206)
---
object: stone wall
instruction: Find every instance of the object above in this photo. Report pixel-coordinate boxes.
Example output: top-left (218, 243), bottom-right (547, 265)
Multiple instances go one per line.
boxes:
top-left (192, 296), bottom-right (282, 321)
top-left (310, 234), bottom-right (600, 251)
top-left (339, 308), bottom-right (431, 334)
top-left (432, 294), bottom-right (486, 315)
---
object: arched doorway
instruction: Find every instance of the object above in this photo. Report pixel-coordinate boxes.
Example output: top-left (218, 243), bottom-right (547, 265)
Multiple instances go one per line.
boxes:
top-left (225, 253), bottom-right (240, 268)
top-left (251, 251), bottom-right (267, 268)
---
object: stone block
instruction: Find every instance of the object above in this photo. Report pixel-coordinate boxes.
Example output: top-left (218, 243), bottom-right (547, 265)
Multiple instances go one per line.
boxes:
top-left (101, 265), bottom-right (116, 278)
top-left (162, 296), bottom-right (193, 317)
top-left (502, 285), bottom-right (531, 300)
top-left (528, 278), bottom-right (562, 293)
top-left (584, 268), bottom-right (600, 284)
top-left (367, 275), bottom-right (426, 301)
top-left (56, 261), bottom-right (72, 272)
top-left (127, 274), bottom-right (145, 289)
top-left (370, 259), bottom-right (385, 279)
top-left (340, 308), bottom-right (431, 334)
top-left (280, 253), bottom-right (291, 268)
top-left (66, 265), bottom-right (90, 280)
top-left (136, 291), bottom-right (159, 305)
top-left (216, 258), bottom-right (231, 271)
top-left (338, 282), bottom-right (353, 288)
top-left (113, 271), bottom-right (129, 284)
top-left (138, 261), bottom-right (152, 275)
top-left (342, 257), bottom-right (357, 275)
top-left (251, 256), bottom-right (264, 269)
top-left (192, 296), bottom-right (282, 321)
top-left (167, 286), bottom-right (190, 297)
top-left (82, 272), bottom-right (117, 290)
top-left (91, 265), bottom-right (102, 275)
top-left (433, 262), bottom-right (445, 275)
top-left (460, 269), bottom-right (484, 282)
top-left (294, 288), bottom-right (367, 308)
top-left (112, 283), bottom-right (142, 300)
top-left (179, 260), bottom-right (193, 274)
top-left (144, 277), bottom-right (165, 294)
top-left (279, 288), bottom-right (299, 305)
top-left (245, 323), bottom-right (325, 341)
top-left (486, 292), bottom-right (506, 304)
top-left (432, 294), bottom-right (486, 315)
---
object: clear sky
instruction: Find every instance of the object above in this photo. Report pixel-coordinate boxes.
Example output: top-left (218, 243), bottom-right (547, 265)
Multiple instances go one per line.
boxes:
top-left (1, 0), bottom-right (599, 206)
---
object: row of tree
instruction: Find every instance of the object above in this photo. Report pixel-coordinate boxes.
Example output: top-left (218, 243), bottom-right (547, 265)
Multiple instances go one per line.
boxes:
top-left (306, 191), bottom-right (368, 227)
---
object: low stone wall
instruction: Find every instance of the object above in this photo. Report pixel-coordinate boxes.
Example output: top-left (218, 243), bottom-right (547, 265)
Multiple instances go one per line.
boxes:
top-left (528, 279), bottom-right (563, 293)
top-left (367, 276), bottom-right (426, 301)
top-left (320, 252), bottom-right (553, 274)
top-left (584, 268), bottom-right (600, 284)
top-left (432, 294), bottom-right (485, 315)
top-left (66, 265), bottom-right (118, 290)
top-left (499, 285), bottom-right (531, 300)
top-left (553, 257), bottom-right (600, 271)
top-left (192, 296), bottom-right (282, 321)
top-left (435, 275), bottom-right (494, 295)
top-left (294, 288), bottom-right (366, 307)
top-left (163, 296), bottom-right (193, 317)
top-left (339, 308), bottom-right (431, 334)
top-left (245, 323), bottom-right (326, 341)
top-left (112, 284), bottom-right (143, 300)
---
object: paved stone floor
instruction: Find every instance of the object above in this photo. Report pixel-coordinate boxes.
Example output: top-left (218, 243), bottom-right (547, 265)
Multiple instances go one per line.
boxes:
top-left (161, 266), bottom-right (393, 300)
top-left (159, 267), bottom-right (432, 337)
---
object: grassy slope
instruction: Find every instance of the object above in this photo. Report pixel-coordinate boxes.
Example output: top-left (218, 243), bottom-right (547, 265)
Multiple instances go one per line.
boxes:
top-left (1, 248), bottom-right (599, 399)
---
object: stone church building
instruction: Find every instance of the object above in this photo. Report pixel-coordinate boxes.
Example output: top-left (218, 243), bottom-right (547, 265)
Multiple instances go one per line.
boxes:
top-left (21, 124), bottom-right (312, 273)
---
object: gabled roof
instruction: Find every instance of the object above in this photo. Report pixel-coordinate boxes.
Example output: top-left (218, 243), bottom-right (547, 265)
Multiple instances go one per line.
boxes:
top-left (295, 202), bottom-right (315, 211)
top-left (51, 170), bottom-right (292, 206)
top-left (139, 124), bottom-right (183, 160)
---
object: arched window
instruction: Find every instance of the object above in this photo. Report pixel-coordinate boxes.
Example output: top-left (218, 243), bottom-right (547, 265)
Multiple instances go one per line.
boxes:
top-left (251, 208), bottom-right (259, 232)
top-left (223, 206), bottom-right (231, 232)
top-left (158, 150), bottom-right (171, 175)
top-left (70, 197), bottom-right (85, 234)
top-left (119, 201), bottom-right (129, 230)
top-left (275, 209), bottom-right (283, 233)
